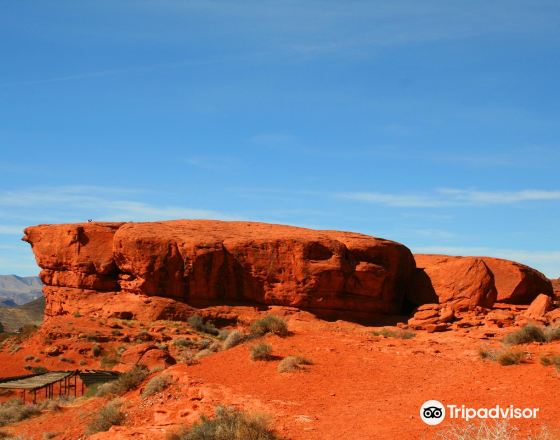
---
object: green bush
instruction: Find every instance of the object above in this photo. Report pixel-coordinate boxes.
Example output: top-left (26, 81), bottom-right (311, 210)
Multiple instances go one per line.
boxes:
top-left (277, 356), bottom-right (313, 373)
top-left (250, 316), bottom-right (288, 337)
top-left (86, 399), bottom-right (125, 435)
top-left (97, 364), bottom-right (149, 396)
top-left (176, 406), bottom-right (278, 440)
top-left (540, 354), bottom-right (560, 371)
top-left (503, 325), bottom-right (546, 345)
top-left (250, 343), bottom-right (273, 361)
top-left (142, 374), bottom-right (173, 398)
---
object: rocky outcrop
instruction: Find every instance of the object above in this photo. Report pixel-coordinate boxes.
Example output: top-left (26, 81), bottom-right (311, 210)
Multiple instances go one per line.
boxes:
top-left (480, 257), bottom-right (553, 304)
top-left (408, 254), bottom-right (553, 311)
top-left (23, 220), bottom-right (416, 319)
top-left (408, 255), bottom-right (497, 311)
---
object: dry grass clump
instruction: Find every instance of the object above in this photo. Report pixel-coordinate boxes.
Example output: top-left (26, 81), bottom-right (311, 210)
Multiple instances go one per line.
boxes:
top-left (86, 399), bottom-right (125, 435)
top-left (540, 354), bottom-right (560, 371)
top-left (502, 325), bottom-right (560, 345)
top-left (170, 406), bottom-right (279, 440)
top-left (187, 315), bottom-right (219, 336)
top-left (478, 347), bottom-right (526, 366)
top-left (437, 420), bottom-right (560, 440)
top-left (97, 364), bottom-right (149, 396)
top-left (372, 328), bottom-right (415, 339)
top-left (250, 343), bottom-right (273, 361)
top-left (222, 330), bottom-right (246, 350)
top-left (277, 356), bottom-right (313, 373)
top-left (250, 315), bottom-right (288, 337)
top-left (0, 399), bottom-right (41, 427)
top-left (142, 374), bottom-right (173, 398)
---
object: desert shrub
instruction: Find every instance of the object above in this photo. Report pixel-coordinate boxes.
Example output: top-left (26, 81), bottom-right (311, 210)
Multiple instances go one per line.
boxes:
top-left (178, 406), bottom-right (278, 440)
top-left (478, 347), bottom-right (497, 361)
top-left (250, 315), bottom-right (288, 337)
top-left (24, 355), bottom-right (35, 362)
top-left (372, 328), bottom-right (415, 339)
top-left (0, 399), bottom-right (41, 427)
top-left (91, 344), bottom-right (102, 357)
top-left (250, 343), bottom-right (273, 361)
top-left (496, 350), bottom-right (525, 366)
top-left (437, 420), bottom-right (516, 439)
top-left (174, 338), bottom-right (197, 349)
top-left (222, 330), bottom-right (245, 350)
top-left (187, 315), bottom-right (219, 336)
top-left (32, 366), bottom-right (48, 374)
top-left (540, 354), bottom-right (560, 371)
top-left (86, 399), bottom-right (125, 435)
top-left (97, 365), bottom-right (149, 396)
top-left (217, 329), bottom-right (230, 340)
top-left (545, 326), bottom-right (560, 342)
top-left (60, 357), bottom-right (74, 364)
top-left (42, 433), bottom-right (57, 440)
top-left (141, 374), bottom-right (173, 398)
top-left (277, 356), bottom-right (313, 373)
top-left (503, 325), bottom-right (546, 345)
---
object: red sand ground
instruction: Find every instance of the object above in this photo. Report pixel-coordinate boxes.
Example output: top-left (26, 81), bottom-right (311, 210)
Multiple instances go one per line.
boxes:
top-left (0, 311), bottom-right (559, 439)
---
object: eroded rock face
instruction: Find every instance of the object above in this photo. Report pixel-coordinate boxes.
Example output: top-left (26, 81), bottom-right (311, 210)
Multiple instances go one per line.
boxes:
top-left (409, 255), bottom-right (497, 310)
top-left (408, 254), bottom-right (553, 310)
top-left (481, 257), bottom-right (553, 304)
top-left (23, 220), bottom-right (416, 318)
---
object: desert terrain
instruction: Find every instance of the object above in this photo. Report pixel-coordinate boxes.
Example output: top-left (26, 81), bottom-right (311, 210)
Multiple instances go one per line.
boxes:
top-left (0, 220), bottom-right (558, 440)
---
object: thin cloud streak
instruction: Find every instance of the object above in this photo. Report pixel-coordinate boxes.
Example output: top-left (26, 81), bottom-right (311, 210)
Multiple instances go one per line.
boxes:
top-left (339, 188), bottom-right (560, 208)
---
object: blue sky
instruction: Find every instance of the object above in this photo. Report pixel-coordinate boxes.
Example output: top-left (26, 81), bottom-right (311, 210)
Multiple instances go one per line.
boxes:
top-left (1, 1), bottom-right (559, 277)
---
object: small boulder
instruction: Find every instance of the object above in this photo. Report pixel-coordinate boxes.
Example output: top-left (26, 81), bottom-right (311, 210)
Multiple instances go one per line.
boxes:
top-left (525, 294), bottom-right (553, 320)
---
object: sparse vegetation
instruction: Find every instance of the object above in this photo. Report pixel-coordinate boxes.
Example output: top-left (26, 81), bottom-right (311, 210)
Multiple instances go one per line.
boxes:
top-left (372, 328), bottom-right (415, 339)
top-left (187, 315), bottom-right (219, 336)
top-left (174, 406), bottom-right (278, 440)
top-left (503, 325), bottom-right (547, 345)
top-left (496, 350), bottom-right (525, 366)
top-left (60, 357), bottom-right (74, 364)
top-left (222, 330), bottom-right (245, 350)
top-left (250, 343), bottom-right (273, 361)
top-left (437, 420), bottom-right (558, 439)
top-left (174, 338), bottom-right (196, 349)
top-left (86, 399), bottom-right (125, 435)
top-left (142, 374), bottom-right (173, 398)
top-left (250, 315), bottom-right (288, 337)
top-left (277, 356), bottom-right (313, 373)
top-left (478, 347), bottom-right (525, 366)
top-left (32, 366), bottom-right (48, 374)
top-left (97, 364), bottom-right (149, 396)
top-left (540, 354), bottom-right (560, 371)
top-left (91, 344), bottom-right (102, 357)
top-left (502, 324), bottom-right (560, 345)
top-left (0, 399), bottom-right (41, 427)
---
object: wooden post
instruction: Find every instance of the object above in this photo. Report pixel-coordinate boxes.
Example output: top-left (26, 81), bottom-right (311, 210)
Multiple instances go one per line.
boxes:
top-left (22, 389), bottom-right (25, 403)
top-left (33, 389), bottom-right (37, 404)
top-left (74, 374), bottom-right (77, 397)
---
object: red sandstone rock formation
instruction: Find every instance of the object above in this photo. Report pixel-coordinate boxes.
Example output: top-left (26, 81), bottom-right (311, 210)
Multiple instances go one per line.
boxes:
top-left (408, 254), bottom-right (552, 311)
top-left (23, 220), bottom-right (416, 319)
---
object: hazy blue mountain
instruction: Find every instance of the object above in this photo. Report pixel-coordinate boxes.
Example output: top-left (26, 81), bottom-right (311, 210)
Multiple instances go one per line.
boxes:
top-left (0, 275), bottom-right (42, 306)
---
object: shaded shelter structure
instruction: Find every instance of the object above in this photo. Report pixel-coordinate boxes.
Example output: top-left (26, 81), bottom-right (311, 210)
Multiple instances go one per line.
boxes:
top-left (0, 371), bottom-right (79, 403)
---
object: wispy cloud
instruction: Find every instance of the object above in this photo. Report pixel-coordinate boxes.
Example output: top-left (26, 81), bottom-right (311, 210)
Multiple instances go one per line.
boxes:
top-left (0, 185), bottom-right (236, 225)
top-left (338, 188), bottom-right (560, 208)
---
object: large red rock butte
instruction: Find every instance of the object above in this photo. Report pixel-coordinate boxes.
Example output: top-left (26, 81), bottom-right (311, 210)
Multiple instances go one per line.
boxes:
top-left (22, 220), bottom-right (417, 320)
top-left (408, 254), bottom-right (553, 310)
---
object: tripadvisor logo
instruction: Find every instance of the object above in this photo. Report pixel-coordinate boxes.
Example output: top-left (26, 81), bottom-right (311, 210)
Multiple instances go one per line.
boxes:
top-left (420, 400), bottom-right (445, 426)
top-left (420, 400), bottom-right (540, 426)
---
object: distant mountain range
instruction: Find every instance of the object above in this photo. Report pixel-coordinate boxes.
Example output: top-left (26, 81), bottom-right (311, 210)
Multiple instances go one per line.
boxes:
top-left (0, 275), bottom-right (43, 333)
top-left (0, 297), bottom-right (44, 333)
top-left (0, 275), bottom-right (42, 306)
